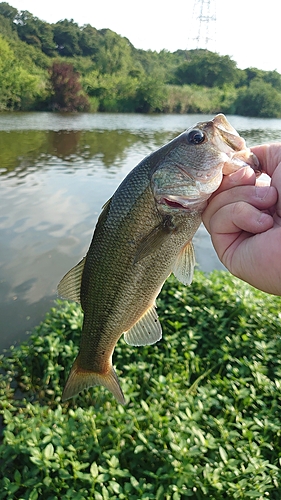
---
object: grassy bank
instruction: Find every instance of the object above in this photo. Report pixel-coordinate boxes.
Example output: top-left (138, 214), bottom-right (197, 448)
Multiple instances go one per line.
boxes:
top-left (1, 271), bottom-right (281, 499)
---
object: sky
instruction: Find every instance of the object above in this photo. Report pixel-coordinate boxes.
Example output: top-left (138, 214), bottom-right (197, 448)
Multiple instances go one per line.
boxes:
top-left (8, 0), bottom-right (281, 74)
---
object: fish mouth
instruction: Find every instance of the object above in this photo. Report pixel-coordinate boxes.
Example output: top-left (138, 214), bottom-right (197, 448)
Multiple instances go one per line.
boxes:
top-left (212, 114), bottom-right (246, 151)
top-left (212, 114), bottom-right (261, 175)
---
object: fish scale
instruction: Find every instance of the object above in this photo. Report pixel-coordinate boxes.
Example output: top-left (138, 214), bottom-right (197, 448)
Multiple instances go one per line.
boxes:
top-left (58, 114), bottom-right (260, 405)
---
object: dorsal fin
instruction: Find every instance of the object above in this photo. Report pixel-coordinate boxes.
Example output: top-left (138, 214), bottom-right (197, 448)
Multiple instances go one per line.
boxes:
top-left (57, 198), bottom-right (112, 304)
top-left (124, 304), bottom-right (162, 346)
top-left (57, 257), bottom-right (85, 303)
top-left (172, 241), bottom-right (195, 285)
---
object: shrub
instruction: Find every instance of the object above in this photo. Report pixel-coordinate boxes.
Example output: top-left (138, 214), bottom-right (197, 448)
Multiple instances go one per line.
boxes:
top-left (49, 61), bottom-right (90, 112)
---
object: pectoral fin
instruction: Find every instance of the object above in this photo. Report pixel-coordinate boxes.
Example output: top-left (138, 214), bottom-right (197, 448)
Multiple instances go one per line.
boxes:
top-left (124, 304), bottom-right (162, 346)
top-left (172, 241), bottom-right (195, 285)
top-left (57, 257), bottom-right (85, 303)
top-left (134, 217), bottom-right (176, 263)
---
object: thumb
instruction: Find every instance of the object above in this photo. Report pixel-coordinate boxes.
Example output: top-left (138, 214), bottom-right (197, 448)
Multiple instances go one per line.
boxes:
top-left (271, 163), bottom-right (281, 220)
top-left (251, 143), bottom-right (281, 178)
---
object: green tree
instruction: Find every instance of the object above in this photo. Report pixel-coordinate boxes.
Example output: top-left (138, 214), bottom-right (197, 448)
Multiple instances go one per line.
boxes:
top-left (135, 74), bottom-right (167, 112)
top-left (0, 1), bottom-right (17, 21)
top-left (95, 29), bottom-right (133, 74)
top-left (53, 19), bottom-right (82, 57)
top-left (0, 35), bottom-right (43, 110)
top-left (83, 71), bottom-right (137, 112)
top-left (235, 78), bottom-right (281, 117)
top-left (83, 70), bottom-right (167, 113)
top-left (0, 12), bottom-right (15, 38)
top-left (243, 66), bottom-right (266, 84)
top-left (264, 70), bottom-right (281, 91)
top-left (15, 10), bottom-right (56, 56)
top-left (79, 24), bottom-right (99, 57)
top-left (134, 48), bottom-right (184, 85)
top-left (0, 2), bottom-right (18, 39)
top-left (175, 50), bottom-right (239, 88)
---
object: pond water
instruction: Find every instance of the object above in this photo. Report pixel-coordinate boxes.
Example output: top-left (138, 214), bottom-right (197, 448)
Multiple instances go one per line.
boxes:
top-left (1, 112), bottom-right (281, 350)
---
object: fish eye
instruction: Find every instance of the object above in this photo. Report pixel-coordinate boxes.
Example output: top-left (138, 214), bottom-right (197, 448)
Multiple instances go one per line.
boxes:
top-left (187, 129), bottom-right (205, 145)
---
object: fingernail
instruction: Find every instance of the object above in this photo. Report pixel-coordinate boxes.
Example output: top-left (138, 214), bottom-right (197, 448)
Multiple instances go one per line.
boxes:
top-left (255, 186), bottom-right (270, 200)
top-left (257, 212), bottom-right (272, 225)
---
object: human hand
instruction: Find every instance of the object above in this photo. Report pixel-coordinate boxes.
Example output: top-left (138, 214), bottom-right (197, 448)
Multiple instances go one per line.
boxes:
top-left (202, 143), bottom-right (281, 295)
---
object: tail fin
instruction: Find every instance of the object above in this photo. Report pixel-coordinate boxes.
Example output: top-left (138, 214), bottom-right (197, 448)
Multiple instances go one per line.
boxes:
top-left (62, 358), bottom-right (125, 405)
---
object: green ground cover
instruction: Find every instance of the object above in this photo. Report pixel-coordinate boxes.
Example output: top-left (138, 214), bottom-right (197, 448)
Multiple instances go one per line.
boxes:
top-left (1, 271), bottom-right (281, 499)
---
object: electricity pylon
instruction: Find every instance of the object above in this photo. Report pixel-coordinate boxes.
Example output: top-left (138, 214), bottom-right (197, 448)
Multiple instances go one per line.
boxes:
top-left (188, 0), bottom-right (217, 51)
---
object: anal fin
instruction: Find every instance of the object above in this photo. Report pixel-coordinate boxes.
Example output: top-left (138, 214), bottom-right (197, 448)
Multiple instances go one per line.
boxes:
top-left (124, 304), bottom-right (162, 346)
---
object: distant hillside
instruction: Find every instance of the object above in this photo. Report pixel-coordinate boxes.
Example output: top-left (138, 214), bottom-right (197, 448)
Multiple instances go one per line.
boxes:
top-left (1, 1), bottom-right (281, 116)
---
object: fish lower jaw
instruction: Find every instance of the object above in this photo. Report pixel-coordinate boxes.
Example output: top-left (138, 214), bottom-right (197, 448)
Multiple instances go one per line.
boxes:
top-left (160, 195), bottom-right (209, 211)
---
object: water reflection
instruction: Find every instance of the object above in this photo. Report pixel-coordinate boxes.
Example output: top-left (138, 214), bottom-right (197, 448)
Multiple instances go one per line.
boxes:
top-left (1, 113), bottom-right (281, 350)
top-left (240, 129), bottom-right (281, 144)
top-left (0, 128), bottom-right (174, 177)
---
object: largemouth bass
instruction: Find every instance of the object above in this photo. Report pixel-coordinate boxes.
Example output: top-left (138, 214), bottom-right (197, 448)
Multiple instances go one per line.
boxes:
top-left (58, 114), bottom-right (260, 404)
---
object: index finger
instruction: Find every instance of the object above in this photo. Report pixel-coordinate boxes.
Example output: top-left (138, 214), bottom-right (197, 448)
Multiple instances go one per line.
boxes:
top-left (251, 143), bottom-right (281, 178)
